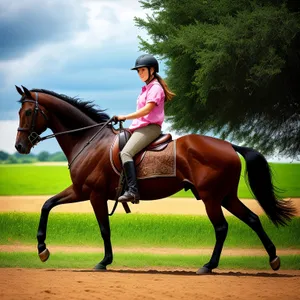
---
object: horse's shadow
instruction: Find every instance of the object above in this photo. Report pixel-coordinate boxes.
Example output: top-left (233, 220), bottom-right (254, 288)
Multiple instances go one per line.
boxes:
top-left (69, 269), bottom-right (299, 278)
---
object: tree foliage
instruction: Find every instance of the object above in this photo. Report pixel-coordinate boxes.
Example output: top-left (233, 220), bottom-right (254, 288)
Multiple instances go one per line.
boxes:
top-left (0, 151), bottom-right (67, 164)
top-left (37, 151), bottom-right (50, 162)
top-left (135, 0), bottom-right (300, 158)
top-left (0, 151), bottom-right (9, 161)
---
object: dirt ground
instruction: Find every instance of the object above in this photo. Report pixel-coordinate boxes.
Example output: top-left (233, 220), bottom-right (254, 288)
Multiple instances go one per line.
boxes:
top-left (1, 196), bottom-right (300, 300)
top-left (1, 195), bottom-right (300, 216)
top-left (1, 268), bottom-right (300, 300)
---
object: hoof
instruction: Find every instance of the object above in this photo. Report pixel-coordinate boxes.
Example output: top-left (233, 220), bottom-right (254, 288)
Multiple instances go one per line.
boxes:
top-left (94, 263), bottom-right (107, 271)
top-left (39, 248), bottom-right (50, 262)
top-left (196, 267), bottom-right (212, 275)
top-left (270, 256), bottom-right (280, 271)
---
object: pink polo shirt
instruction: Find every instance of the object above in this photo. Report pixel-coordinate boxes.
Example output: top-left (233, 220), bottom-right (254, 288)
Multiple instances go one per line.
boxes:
top-left (130, 79), bottom-right (165, 131)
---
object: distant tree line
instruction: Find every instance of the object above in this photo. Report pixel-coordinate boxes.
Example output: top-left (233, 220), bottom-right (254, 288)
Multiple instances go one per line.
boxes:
top-left (0, 151), bottom-right (67, 164)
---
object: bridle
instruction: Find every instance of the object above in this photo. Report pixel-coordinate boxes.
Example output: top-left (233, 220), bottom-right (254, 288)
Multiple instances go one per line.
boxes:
top-left (17, 91), bottom-right (118, 168)
top-left (18, 92), bottom-right (49, 146)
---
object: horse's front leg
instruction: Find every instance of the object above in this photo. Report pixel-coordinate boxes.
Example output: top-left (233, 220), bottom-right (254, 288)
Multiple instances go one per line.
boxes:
top-left (90, 193), bottom-right (112, 270)
top-left (37, 185), bottom-right (85, 262)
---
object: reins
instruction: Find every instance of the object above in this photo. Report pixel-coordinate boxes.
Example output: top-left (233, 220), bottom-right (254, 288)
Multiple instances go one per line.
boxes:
top-left (19, 92), bottom-right (116, 148)
top-left (39, 121), bottom-right (113, 143)
top-left (67, 118), bottom-right (116, 169)
top-left (25, 116), bottom-right (116, 169)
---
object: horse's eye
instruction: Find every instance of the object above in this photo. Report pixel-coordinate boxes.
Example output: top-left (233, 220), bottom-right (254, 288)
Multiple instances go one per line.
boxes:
top-left (25, 110), bottom-right (32, 116)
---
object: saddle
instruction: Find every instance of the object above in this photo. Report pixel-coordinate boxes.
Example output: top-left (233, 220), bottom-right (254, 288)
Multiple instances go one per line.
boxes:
top-left (110, 129), bottom-right (172, 175)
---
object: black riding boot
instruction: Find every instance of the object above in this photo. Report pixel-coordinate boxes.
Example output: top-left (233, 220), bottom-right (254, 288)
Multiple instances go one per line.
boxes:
top-left (118, 161), bottom-right (140, 203)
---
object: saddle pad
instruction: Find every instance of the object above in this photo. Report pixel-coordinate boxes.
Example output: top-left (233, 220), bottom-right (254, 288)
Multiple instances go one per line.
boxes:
top-left (110, 139), bottom-right (176, 180)
top-left (137, 140), bottom-right (176, 179)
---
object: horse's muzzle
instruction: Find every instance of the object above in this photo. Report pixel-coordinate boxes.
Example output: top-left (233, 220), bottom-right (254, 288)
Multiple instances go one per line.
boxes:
top-left (15, 142), bottom-right (30, 154)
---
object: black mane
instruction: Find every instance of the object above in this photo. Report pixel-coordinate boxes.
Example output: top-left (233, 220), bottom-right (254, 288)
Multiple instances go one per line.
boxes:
top-left (30, 89), bottom-right (110, 123)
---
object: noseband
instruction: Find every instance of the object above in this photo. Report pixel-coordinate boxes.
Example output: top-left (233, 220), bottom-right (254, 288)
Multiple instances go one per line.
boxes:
top-left (17, 92), bottom-right (48, 145)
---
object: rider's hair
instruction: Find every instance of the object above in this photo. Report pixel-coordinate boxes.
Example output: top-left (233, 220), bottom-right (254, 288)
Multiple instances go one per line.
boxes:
top-left (154, 73), bottom-right (176, 101)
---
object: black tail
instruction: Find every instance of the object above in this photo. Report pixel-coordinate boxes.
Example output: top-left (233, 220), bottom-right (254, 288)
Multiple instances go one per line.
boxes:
top-left (232, 144), bottom-right (296, 226)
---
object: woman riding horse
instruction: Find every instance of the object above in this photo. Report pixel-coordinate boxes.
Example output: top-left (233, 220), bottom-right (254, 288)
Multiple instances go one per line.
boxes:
top-left (14, 82), bottom-right (295, 274)
top-left (115, 54), bottom-right (175, 203)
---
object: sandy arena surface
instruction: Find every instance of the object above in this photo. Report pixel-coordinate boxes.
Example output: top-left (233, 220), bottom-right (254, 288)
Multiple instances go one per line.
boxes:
top-left (1, 196), bottom-right (300, 300)
top-left (1, 268), bottom-right (300, 300)
top-left (1, 195), bottom-right (300, 216)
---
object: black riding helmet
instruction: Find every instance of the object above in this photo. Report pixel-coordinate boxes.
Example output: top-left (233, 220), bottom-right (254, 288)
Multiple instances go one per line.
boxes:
top-left (131, 54), bottom-right (159, 73)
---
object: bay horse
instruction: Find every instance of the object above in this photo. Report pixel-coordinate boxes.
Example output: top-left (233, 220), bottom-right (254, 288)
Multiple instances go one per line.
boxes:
top-left (14, 85), bottom-right (295, 274)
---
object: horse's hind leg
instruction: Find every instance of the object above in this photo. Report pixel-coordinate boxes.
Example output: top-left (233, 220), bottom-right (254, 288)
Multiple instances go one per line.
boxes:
top-left (37, 185), bottom-right (86, 262)
top-left (222, 195), bottom-right (280, 270)
top-left (197, 200), bottom-right (228, 274)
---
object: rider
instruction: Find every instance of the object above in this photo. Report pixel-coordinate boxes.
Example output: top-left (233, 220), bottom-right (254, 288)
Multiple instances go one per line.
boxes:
top-left (115, 54), bottom-right (175, 203)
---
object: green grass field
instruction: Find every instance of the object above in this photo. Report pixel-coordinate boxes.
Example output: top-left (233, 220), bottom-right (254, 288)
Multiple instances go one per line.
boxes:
top-left (1, 213), bottom-right (299, 248)
top-left (1, 163), bottom-right (299, 270)
top-left (0, 162), bottom-right (300, 197)
top-left (0, 213), bottom-right (299, 269)
top-left (0, 164), bottom-right (71, 195)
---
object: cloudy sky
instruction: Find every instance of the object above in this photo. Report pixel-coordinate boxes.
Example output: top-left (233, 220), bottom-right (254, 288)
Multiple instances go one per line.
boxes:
top-left (0, 0), bottom-right (179, 154)
top-left (0, 0), bottom-right (297, 163)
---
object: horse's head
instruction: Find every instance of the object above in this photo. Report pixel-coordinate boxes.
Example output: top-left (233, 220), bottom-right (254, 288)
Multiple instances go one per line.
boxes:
top-left (15, 86), bottom-right (49, 154)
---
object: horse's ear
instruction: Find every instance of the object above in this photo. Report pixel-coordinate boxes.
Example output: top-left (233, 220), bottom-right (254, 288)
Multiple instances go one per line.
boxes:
top-left (15, 85), bottom-right (24, 96)
top-left (21, 86), bottom-right (33, 99)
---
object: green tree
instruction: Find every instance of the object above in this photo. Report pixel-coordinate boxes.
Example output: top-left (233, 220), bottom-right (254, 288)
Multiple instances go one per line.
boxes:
top-left (49, 152), bottom-right (67, 162)
top-left (0, 151), bottom-right (9, 161)
top-left (7, 156), bottom-right (18, 164)
top-left (37, 151), bottom-right (50, 162)
top-left (135, 0), bottom-right (300, 158)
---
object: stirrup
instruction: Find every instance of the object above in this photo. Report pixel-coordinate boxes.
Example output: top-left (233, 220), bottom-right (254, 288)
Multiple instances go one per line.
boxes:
top-left (118, 191), bottom-right (140, 204)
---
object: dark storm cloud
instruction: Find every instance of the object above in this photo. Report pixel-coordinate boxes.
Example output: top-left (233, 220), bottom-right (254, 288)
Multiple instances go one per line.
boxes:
top-left (0, 0), bottom-right (88, 60)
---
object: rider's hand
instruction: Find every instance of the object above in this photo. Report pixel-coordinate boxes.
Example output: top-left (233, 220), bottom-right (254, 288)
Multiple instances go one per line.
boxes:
top-left (112, 115), bottom-right (119, 123)
top-left (117, 115), bottom-right (127, 121)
